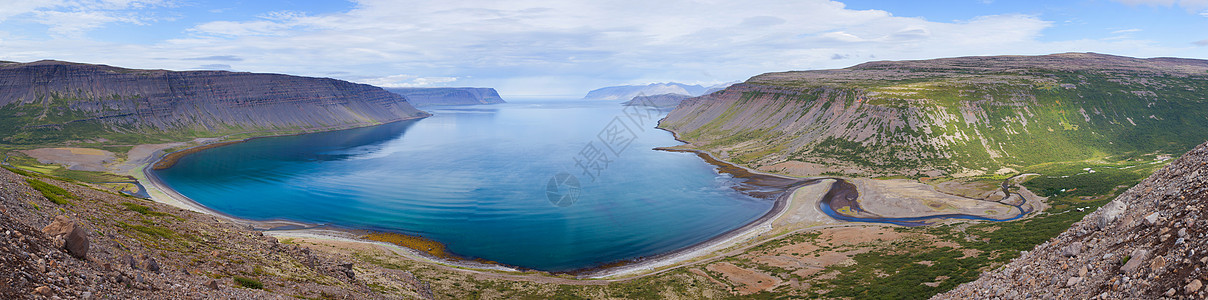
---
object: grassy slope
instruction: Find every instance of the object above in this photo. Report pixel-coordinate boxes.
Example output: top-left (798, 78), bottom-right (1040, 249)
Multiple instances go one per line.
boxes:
top-left (665, 69), bottom-right (1208, 176)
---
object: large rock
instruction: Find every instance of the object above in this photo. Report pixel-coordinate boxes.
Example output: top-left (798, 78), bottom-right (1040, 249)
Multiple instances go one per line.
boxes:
top-left (1097, 199), bottom-right (1128, 229)
top-left (1121, 249), bottom-right (1149, 273)
top-left (41, 215), bottom-right (89, 259)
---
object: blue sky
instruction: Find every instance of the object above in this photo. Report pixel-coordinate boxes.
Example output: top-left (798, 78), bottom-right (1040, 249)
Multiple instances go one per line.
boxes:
top-left (1, 0), bottom-right (1206, 97)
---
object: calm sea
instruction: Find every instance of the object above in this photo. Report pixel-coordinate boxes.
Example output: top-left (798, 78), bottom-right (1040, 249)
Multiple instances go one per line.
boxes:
top-left (153, 99), bottom-right (772, 271)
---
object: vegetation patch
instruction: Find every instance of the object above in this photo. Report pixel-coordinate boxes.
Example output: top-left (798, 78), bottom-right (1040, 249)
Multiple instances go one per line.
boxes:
top-left (25, 177), bottom-right (74, 205)
top-left (121, 202), bottom-right (173, 217)
top-left (117, 221), bottom-right (177, 240)
top-left (234, 276), bottom-right (264, 289)
top-left (364, 231), bottom-right (454, 260)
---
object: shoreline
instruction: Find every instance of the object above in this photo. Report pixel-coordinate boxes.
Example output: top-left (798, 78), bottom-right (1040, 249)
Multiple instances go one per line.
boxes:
top-left (136, 119), bottom-right (825, 280)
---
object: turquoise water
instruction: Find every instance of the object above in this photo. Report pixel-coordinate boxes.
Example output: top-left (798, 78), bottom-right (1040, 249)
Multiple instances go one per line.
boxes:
top-left (153, 100), bottom-right (772, 272)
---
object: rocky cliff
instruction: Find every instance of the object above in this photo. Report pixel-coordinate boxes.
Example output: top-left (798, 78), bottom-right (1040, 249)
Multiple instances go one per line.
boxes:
top-left (659, 53), bottom-right (1208, 176)
top-left (0, 60), bottom-right (430, 144)
top-left (384, 87), bottom-right (505, 106)
top-left (621, 93), bottom-right (691, 108)
top-left (935, 140), bottom-right (1208, 299)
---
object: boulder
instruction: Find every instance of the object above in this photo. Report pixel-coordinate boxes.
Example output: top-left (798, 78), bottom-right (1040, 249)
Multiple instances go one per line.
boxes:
top-left (1121, 249), bottom-right (1149, 273)
top-left (1144, 212), bottom-right (1160, 226)
top-left (123, 254), bottom-right (137, 270)
top-left (1097, 200), bottom-right (1127, 229)
top-left (145, 256), bottom-right (160, 273)
top-left (41, 215), bottom-right (89, 259)
top-left (1061, 242), bottom-right (1083, 257)
top-left (33, 285), bottom-right (52, 296)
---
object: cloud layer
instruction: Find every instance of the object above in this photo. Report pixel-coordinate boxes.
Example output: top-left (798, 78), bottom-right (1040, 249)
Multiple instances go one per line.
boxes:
top-left (0, 0), bottom-right (1205, 96)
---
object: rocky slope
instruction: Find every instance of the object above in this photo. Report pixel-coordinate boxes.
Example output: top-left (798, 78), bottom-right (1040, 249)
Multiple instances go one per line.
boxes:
top-left (0, 60), bottom-right (429, 145)
top-left (0, 166), bottom-right (434, 299)
top-left (659, 53), bottom-right (1208, 177)
top-left (621, 93), bottom-right (691, 108)
top-left (935, 140), bottom-right (1208, 299)
top-left (384, 87), bottom-right (505, 106)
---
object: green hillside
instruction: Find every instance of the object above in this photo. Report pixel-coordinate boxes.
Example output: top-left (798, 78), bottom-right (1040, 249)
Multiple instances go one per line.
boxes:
top-left (661, 53), bottom-right (1208, 177)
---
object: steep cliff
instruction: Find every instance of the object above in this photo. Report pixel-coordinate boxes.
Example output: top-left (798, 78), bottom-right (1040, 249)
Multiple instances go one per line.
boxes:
top-left (659, 53), bottom-right (1208, 176)
top-left (384, 87), bottom-right (505, 106)
top-left (0, 60), bottom-right (430, 144)
top-left (936, 140), bottom-right (1208, 299)
top-left (621, 93), bottom-right (691, 108)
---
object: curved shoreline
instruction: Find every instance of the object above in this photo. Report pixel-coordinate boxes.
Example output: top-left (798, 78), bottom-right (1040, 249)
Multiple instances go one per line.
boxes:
top-left (135, 117), bottom-right (1043, 281)
top-left (138, 119), bottom-right (821, 280)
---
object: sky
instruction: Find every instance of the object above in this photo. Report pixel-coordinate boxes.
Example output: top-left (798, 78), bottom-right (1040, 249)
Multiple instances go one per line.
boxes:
top-left (0, 0), bottom-right (1206, 97)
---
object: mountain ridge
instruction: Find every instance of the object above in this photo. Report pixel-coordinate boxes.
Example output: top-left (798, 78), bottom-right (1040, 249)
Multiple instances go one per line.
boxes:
top-left (384, 87), bottom-right (505, 106)
top-left (0, 60), bottom-right (430, 145)
top-left (583, 82), bottom-right (734, 100)
top-left (659, 52), bottom-right (1208, 177)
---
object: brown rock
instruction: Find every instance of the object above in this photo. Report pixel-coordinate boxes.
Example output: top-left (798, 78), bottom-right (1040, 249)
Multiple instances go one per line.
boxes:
top-left (145, 256), bottom-right (160, 273)
top-left (41, 215), bottom-right (73, 236)
top-left (1066, 276), bottom-right (1082, 287)
top-left (41, 215), bottom-right (89, 258)
top-left (206, 279), bottom-right (220, 290)
top-left (122, 254), bottom-right (137, 270)
top-left (1187, 279), bottom-right (1203, 294)
top-left (1121, 249), bottom-right (1149, 273)
top-left (1061, 242), bottom-right (1083, 257)
top-left (33, 285), bottom-right (51, 296)
top-left (64, 224), bottom-right (89, 258)
top-left (1150, 256), bottom-right (1166, 271)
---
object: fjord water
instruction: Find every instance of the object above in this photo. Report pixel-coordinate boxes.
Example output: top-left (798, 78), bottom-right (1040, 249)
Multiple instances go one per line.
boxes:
top-left (153, 100), bottom-right (772, 271)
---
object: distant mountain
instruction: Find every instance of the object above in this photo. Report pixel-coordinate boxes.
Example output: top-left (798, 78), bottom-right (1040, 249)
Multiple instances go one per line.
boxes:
top-left (583, 82), bottom-right (735, 100)
top-left (702, 81), bottom-right (739, 95)
top-left (385, 87), bottom-right (505, 106)
top-left (621, 93), bottom-right (692, 108)
top-left (0, 60), bottom-right (429, 145)
top-left (660, 53), bottom-right (1208, 177)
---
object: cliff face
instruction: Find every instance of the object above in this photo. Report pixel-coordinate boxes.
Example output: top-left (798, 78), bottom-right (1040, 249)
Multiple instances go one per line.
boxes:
top-left (384, 87), bottom-right (505, 106)
top-left (621, 93), bottom-right (691, 108)
top-left (936, 141), bottom-right (1208, 299)
top-left (659, 53), bottom-right (1208, 176)
top-left (0, 60), bottom-right (430, 144)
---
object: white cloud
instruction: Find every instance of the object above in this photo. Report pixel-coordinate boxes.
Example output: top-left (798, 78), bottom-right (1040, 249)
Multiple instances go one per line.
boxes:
top-left (1112, 0), bottom-right (1208, 11)
top-left (1, 0), bottom-right (171, 36)
top-left (1195, 39), bottom-right (1208, 46)
top-left (0, 0), bottom-right (1203, 96)
top-left (1112, 28), bottom-right (1143, 34)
